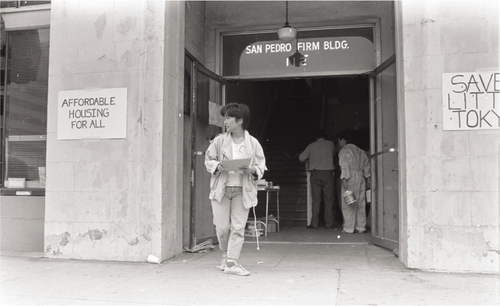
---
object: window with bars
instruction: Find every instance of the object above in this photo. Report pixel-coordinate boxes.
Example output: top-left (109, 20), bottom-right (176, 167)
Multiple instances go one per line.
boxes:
top-left (1, 23), bottom-right (49, 190)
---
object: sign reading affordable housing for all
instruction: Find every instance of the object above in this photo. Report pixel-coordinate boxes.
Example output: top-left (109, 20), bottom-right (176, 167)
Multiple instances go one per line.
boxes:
top-left (443, 72), bottom-right (499, 130)
top-left (57, 88), bottom-right (127, 140)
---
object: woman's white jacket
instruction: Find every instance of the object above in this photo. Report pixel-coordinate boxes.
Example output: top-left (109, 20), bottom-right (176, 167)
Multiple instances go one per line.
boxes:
top-left (205, 130), bottom-right (266, 209)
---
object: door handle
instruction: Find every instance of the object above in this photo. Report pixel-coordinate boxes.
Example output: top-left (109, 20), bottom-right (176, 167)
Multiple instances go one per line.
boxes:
top-left (193, 151), bottom-right (204, 156)
top-left (392, 169), bottom-right (398, 172)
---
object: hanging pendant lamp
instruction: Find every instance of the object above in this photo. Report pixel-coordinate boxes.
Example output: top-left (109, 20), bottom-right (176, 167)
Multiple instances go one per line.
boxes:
top-left (277, 1), bottom-right (297, 42)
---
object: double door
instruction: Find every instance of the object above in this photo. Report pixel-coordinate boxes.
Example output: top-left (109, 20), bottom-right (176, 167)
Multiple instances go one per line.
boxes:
top-left (185, 52), bottom-right (400, 251)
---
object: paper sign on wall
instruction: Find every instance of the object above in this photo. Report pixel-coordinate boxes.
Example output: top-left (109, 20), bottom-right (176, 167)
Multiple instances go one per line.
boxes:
top-left (57, 88), bottom-right (127, 139)
top-left (442, 72), bottom-right (499, 130)
top-left (209, 101), bottom-right (224, 128)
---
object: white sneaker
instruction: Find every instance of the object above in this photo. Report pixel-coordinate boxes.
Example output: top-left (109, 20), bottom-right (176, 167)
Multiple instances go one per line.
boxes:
top-left (224, 263), bottom-right (250, 276)
top-left (217, 254), bottom-right (227, 271)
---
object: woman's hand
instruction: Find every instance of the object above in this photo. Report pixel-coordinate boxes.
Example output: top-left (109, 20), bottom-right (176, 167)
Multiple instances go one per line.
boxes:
top-left (239, 165), bottom-right (256, 175)
top-left (214, 163), bottom-right (223, 175)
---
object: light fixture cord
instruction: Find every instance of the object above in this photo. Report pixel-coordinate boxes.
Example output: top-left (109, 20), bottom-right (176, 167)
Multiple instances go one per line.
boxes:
top-left (285, 1), bottom-right (289, 26)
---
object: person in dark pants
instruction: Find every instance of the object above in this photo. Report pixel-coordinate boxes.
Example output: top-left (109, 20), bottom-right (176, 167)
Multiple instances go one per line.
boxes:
top-left (299, 129), bottom-right (336, 229)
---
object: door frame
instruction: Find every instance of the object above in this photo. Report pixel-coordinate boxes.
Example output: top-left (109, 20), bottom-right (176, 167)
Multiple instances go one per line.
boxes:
top-left (369, 54), bottom-right (400, 251)
top-left (204, 18), bottom-right (405, 254)
top-left (185, 50), bottom-right (226, 249)
top-left (394, 1), bottom-right (407, 261)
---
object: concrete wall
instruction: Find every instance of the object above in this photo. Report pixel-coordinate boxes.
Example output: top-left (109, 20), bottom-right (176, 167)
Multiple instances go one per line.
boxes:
top-left (45, 0), bottom-right (184, 261)
top-left (183, 0), bottom-right (207, 247)
top-left (1, 196), bottom-right (44, 252)
top-left (185, 1), bottom-right (206, 63)
top-left (400, 0), bottom-right (499, 273)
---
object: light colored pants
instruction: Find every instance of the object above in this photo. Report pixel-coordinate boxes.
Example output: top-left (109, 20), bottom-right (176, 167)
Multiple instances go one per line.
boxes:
top-left (211, 186), bottom-right (250, 260)
top-left (341, 172), bottom-right (366, 233)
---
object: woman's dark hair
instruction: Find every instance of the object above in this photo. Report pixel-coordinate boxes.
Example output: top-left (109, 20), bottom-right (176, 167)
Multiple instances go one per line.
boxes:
top-left (220, 103), bottom-right (250, 130)
top-left (336, 130), bottom-right (353, 144)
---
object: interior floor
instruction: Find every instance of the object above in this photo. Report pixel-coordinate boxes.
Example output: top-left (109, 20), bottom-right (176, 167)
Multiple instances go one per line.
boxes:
top-left (245, 226), bottom-right (372, 244)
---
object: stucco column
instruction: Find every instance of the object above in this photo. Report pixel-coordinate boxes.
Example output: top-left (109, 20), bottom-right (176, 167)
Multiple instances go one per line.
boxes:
top-left (45, 0), bottom-right (184, 261)
top-left (399, 0), bottom-right (499, 273)
top-left (161, 0), bottom-right (185, 260)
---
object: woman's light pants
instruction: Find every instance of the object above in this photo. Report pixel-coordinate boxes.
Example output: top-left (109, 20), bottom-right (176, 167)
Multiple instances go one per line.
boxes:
top-left (211, 186), bottom-right (250, 260)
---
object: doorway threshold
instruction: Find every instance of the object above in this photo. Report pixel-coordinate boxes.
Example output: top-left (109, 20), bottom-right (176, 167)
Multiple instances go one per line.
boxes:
top-left (244, 226), bottom-right (372, 245)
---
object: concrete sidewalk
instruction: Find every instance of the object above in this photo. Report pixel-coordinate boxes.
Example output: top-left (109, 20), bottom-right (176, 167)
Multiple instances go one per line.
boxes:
top-left (1, 242), bottom-right (498, 305)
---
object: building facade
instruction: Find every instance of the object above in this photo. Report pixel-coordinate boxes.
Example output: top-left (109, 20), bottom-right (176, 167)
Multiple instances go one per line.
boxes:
top-left (0, 0), bottom-right (498, 273)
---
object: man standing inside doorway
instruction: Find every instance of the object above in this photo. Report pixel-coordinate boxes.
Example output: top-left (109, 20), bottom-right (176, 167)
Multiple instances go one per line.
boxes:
top-left (299, 129), bottom-right (336, 229)
top-left (336, 130), bottom-right (371, 234)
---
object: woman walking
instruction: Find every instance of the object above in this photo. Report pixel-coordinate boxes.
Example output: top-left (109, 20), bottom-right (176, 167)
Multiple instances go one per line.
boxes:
top-left (205, 103), bottom-right (266, 276)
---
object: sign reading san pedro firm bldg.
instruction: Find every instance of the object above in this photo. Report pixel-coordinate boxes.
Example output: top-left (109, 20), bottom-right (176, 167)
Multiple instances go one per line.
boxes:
top-left (443, 72), bottom-right (499, 130)
top-left (222, 27), bottom-right (375, 79)
top-left (57, 88), bottom-right (127, 140)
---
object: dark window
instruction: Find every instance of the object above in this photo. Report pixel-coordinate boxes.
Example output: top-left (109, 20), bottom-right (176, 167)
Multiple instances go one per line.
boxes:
top-left (1, 1), bottom-right (51, 9)
top-left (1, 28), bottom-right (49, 189)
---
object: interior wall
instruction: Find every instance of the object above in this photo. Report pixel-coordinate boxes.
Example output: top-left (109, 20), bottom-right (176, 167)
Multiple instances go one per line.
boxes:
top-left (185, 1), bottom-right (205, 63)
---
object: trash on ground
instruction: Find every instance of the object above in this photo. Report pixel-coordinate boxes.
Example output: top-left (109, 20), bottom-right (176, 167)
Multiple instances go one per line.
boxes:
top-left (183, 239), bottom-right (215, 253)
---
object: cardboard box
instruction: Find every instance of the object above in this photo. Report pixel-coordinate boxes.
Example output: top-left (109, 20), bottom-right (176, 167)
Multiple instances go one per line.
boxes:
top-left (244, 222), bottom-right (263, 237)
top-left (257, 216), bottom-right (277, 232)
top-left (245, 217), bottom-right (277, 236)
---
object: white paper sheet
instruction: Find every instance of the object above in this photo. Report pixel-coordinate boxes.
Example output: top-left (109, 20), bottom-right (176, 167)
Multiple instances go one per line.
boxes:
top-left (220, 158), bottom-right (251, 171)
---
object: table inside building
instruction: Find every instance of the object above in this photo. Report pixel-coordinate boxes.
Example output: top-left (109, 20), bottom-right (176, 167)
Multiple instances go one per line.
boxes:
top-left (256, 185), bottom-right (280, 236)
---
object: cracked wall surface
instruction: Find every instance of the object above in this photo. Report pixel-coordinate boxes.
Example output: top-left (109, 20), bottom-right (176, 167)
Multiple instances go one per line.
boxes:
top-left (400, 0), bottom-right (499, 273)
top-left (44, 0), bottom-right (184, 261)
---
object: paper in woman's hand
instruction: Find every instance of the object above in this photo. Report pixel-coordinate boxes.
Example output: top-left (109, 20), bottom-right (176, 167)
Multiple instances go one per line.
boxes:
top-left (220, 158), bottom-right (251, 171)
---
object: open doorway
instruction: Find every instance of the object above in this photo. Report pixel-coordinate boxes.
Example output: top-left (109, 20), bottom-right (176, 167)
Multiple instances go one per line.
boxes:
top-left (226, 76), bottom-right (370, 238)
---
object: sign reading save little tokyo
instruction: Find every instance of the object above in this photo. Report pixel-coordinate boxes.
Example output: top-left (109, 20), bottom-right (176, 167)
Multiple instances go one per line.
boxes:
top-left (442, 72), bottom-right (499, 130)
top-left (57, 88), bottom-right (127, 140)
